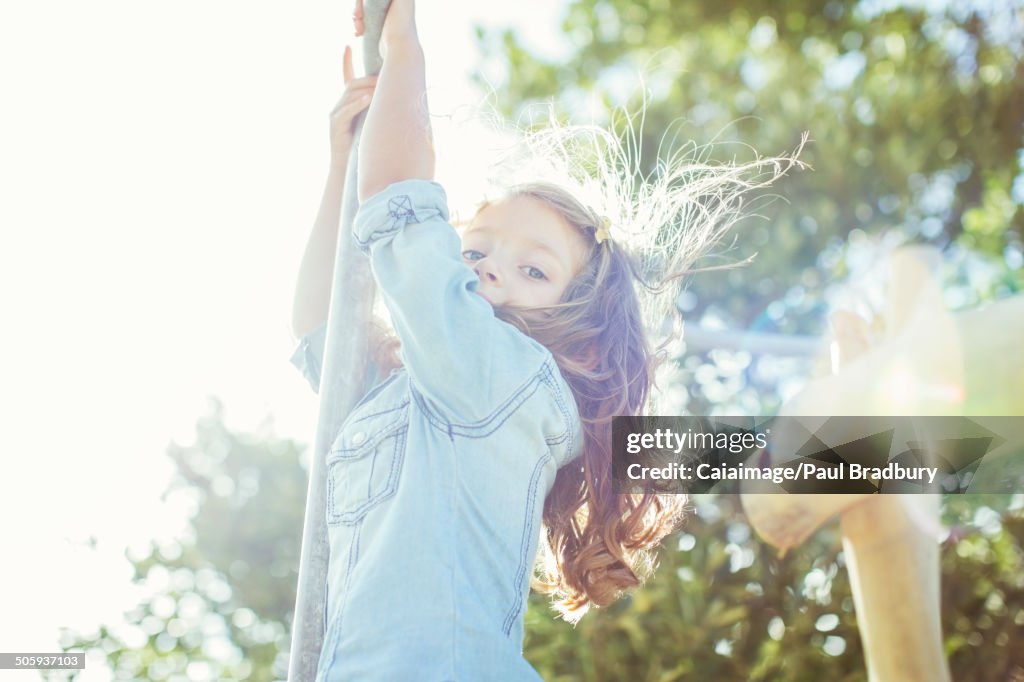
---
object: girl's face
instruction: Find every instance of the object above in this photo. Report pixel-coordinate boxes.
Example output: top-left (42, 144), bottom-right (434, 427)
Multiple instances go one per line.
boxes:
top-left (462, 196), bottom-right (590, 309)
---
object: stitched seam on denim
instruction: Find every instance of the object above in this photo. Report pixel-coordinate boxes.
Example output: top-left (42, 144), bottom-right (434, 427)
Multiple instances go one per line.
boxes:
top-left (411, 376), bottom-right (542, 442)
top-left (447, 377), bottom-right (544, 440)
top-left (408, 386), bottom-right (454, 436)
top-left (438, 357), bottom-right (550, 440)
top-left (354, 224), bottom-right (401, 252)
top-left (406, 369), bottom-right (541, 440)
top-left (449, 564), bottom-right (457, 682)
top-left (329, 405), bottom-right (408, 458)
top-left (403, 345), bottom-right (550, 433)
top-left (322, 580), bottom-right (329, 637)
top-left (355, 195), bottom-right (445, 251)
top-left (349, 398), bottom-right (409, 426)
top-left (329, 426), bottom-right (407, 525)
top-left (317, 604), bottom-right (337, 682)
top-left (329, 419), bottom-right (400, 458)
top-left (348, 371), bottom-right (404, 415)
top-left (541, 361), bottom-right (576, 459)
top-left (502, 450), bottom-right (552, 636)
top-left (449, 358), bottom-right (547, 429)
top-left (321, 520), bottom-right (361, 680)
top-left (337, 521), bottom-right (361, 637)
top-left (317, 576), bottom-right (337, 682)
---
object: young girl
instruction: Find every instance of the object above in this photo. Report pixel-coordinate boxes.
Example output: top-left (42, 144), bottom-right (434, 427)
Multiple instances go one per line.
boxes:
top-left (291, 1), bottom-right (795, 678)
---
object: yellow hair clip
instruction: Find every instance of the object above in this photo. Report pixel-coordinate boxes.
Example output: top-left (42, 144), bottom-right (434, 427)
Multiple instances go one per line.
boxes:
top-left (594, 217), bottom-right (612, 245)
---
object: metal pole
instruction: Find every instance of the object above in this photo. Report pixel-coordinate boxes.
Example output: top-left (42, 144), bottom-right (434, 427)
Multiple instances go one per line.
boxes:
top-left (681, 324), bottom-right (820, 357)
top-left (288, 4), bottom-right (390, 680)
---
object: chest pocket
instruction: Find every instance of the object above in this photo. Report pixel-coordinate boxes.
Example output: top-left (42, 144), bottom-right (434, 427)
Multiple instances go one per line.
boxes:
top-left (326, 397), bottom-right (409, 526)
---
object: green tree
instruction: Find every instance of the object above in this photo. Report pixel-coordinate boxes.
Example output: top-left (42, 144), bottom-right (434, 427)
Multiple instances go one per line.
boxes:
top-left (48, 405), bottom-right (1024, 680)
top-left (523, 494), bottom-right (1024, 681)
top-left (476, 1), bottom-right (1024, 678)
top-left (476, 0), bottom-right (1023, 413)
top-left (49, 399), bottom-right (306, 681)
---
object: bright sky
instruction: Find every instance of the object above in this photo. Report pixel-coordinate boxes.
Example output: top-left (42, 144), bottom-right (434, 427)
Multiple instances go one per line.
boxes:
top-left (0, 1), bottom-right (566, 676)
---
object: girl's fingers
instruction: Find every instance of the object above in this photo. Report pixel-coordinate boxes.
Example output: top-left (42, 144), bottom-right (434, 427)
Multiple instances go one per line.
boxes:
top-left (339, 74), bottom-right (377, 98)
top-left (331, 85), bottom-right (374, 111)
top-left (331, 94), bottom-right (373, 121)
top-left (346, 75), bottom-right (378, 89)
top-left (353, 10), bottom-right (364, 35)
top-left (331, 83), bottom-right (375, 111)
top-left (353, 0), bottom-right (365, 36)
top-left (343, 45), bottom-right (354, 84)
top-left (331, 82), bottom-right (375, 109)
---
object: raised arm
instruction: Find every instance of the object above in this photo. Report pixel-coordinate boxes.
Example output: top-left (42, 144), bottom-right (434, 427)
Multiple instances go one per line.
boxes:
top-left (356, 0), bottom-right (434, 202)
top-left (291, 46), bottom-right (377, 339)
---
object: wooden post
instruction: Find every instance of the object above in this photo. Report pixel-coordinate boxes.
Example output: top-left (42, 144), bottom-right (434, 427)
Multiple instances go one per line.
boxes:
top-left (287, 4), bottom-right (391, 680)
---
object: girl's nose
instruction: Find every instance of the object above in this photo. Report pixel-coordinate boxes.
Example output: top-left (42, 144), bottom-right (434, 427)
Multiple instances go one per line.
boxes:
top-left (474, 260), bottom-right (501, 284)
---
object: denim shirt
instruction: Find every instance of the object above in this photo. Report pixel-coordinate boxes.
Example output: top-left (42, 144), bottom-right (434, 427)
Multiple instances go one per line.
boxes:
top-left (290, 180), bottom-right (582, 681)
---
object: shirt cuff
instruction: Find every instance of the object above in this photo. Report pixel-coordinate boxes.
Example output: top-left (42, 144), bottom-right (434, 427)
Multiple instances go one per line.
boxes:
top-left (289, 321), bottom-right (327, 393)
top-left (353, 179), bottom-right (450, 253)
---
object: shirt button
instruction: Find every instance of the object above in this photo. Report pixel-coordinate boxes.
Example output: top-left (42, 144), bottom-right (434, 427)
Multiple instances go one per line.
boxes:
top-left (351, 431), bottom-right (367, 446)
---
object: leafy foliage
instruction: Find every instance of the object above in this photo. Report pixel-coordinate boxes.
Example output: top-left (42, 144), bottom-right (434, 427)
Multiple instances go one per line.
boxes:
top-left (49, 406), bottom-right (1024, 680)
top-left (475, 0), bottom-right (1023, 414)
top-left (525, 493), bottom-right (1024, 681)
top-left (48, 399), bottom-right (306, 681)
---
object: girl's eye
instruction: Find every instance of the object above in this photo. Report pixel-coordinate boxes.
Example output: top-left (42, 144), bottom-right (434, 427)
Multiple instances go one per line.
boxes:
top-left (462, 249), bottom-right (484, 261)
top-left (522, 266), bottom-right (547, 280)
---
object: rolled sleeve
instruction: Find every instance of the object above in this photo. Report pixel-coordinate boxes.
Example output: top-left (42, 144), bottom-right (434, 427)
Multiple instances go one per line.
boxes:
top-left (353, 179), bottom-right (451, 253)
top-left (290, 321), bottom-right (328, 394)
top-left (290, 320), bottom-right (388, 401)
top-left (355, 180), bottom-right (551, 421)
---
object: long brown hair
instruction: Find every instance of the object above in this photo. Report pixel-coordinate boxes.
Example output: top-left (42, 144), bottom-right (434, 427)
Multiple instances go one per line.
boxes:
top-left (490, 182), bottom-right (687, 623)
top-left (385, 112), bottom-right (804, 620)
